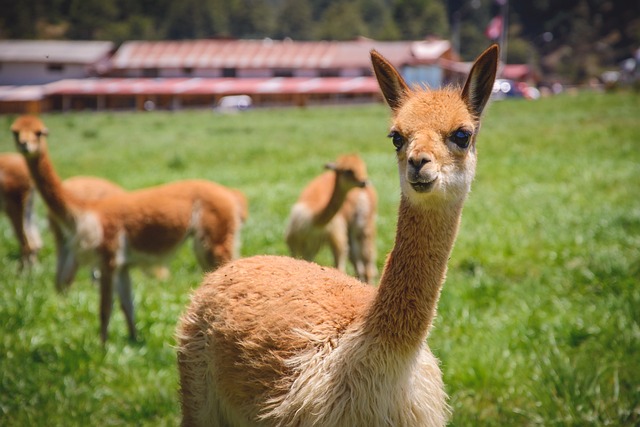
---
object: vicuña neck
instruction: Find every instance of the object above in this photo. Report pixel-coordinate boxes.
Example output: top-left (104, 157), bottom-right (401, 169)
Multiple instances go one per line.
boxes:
top-left (312, 174), bottom-right (350, 226)
top-left (365, 195), bottom-right (464, 351)
top-left (26, 146), bottom-right (78, 226)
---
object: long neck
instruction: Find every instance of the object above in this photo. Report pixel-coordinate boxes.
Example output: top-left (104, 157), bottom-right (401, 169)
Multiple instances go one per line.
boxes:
top-left (312, 174), bottom-right (350, 226)
top-left (365, 195), bottom-right (464, 351)
top-left (25, 145), bottom-right (78, 226)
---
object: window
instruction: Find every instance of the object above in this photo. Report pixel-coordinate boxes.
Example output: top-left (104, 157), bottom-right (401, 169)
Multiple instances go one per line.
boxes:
top-left (143, 68), bottom-right (159, 78)
top-left (222, 68), bottom-right (236, 78)
top-left (319, 68), bottom-right (340, 77)
top-left (273, 69), bottom-right (293, 78)
top-left (47, 63), bottom-right (64, 73)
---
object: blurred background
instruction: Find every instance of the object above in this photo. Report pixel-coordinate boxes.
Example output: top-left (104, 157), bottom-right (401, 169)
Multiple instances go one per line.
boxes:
top-left (1, 0), bottom-right (638, 87)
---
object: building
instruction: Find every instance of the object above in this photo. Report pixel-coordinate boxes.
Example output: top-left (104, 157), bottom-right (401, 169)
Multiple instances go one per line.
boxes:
top-left (0, 38), bottom-right (460, 113)
top-left (0, 40), bottom-right (114, 85)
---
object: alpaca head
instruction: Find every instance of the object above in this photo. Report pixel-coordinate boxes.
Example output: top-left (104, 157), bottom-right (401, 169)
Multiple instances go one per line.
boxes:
top-left (325, 153), bottom-right (370, 191)
top-left (11, 115), bottom-right (49, 160)
top-left (371, 45), bottom-right (498, 206)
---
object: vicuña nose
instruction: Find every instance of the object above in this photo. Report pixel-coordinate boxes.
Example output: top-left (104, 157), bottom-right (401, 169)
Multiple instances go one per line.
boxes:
top-left (408, 152), bottom-right (431, 171)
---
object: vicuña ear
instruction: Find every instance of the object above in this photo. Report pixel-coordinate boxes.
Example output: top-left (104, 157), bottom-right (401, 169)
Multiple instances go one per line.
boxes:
top-left (461, 44), bottom-right (499, 118)
top-left (370, 50), bottom-right (410, 112)
top-left (325, 162), bottom-right (336, 171)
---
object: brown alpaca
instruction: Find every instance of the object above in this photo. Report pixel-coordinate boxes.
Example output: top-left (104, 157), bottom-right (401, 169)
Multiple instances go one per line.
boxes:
top-left (0, 153), bottom-right (42, 268)
top-left (285, 154), bottom-right (378, 283)
top-left (54, 176), bottom-right (172, 288)
top-left (50, 176), bottom-right (127, 290)
top-left (176, 45), bottom-right (498, 426)
top-left (11, 115), bottom-right (247, 342)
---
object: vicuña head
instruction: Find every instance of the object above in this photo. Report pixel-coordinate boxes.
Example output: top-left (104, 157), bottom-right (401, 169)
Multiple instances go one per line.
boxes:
top-left (177, 44), bottom-right (498, 426)
top-left (372, 48), bottom-right (495, 206)
top-left (11, 115), bottom-right (49, 160)
top-left (326, 153), bottom-right (369, 189)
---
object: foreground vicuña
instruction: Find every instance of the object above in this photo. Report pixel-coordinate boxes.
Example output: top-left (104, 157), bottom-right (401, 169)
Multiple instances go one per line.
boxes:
top-left (177, 45), bottom-right (498, 426)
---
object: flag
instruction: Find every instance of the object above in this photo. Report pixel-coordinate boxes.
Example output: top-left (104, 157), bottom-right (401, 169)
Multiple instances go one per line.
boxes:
top-left (485, 15), bottom-right (503, 40)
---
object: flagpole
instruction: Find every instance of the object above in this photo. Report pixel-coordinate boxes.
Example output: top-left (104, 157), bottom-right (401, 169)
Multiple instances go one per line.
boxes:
top-left (498, 0), bottom-right (509, 65)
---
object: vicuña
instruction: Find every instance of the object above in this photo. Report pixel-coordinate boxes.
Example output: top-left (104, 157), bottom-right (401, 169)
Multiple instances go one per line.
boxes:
top-left (11, 115), bottom-right (247, 343)
top-left (176, 45), bottom-right (498, 426)
top-left (285, 153), bottom-right (378, 283)
top-left (0, 153), bottom-right (42, 269)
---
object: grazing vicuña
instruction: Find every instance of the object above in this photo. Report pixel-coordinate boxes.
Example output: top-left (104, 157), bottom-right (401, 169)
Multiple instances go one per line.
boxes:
top-left (285, 153), bottom-right (378, 283)
top-left (11, 115), bottom-right (247, 342)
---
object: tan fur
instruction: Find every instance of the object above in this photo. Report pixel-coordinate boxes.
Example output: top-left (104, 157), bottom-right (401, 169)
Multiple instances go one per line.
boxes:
top-left (48, 176), bottom-right (128, 289)
top-left (285, 154), bottom-right (378, 283)
top-left (53, 176), bottom-right (172, 287)
top-left (177, 45), bottom-right (499, 426)
top-left (0, 153), bottom-right (42, 268)
top-left (11, 115), bottom-right (247, 342)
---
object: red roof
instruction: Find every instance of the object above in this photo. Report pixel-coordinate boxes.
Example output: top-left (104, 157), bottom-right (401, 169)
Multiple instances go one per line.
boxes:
top-left (0, 85), bottom-right (44, 101)
top-left (44, 77), bottom-right (381, 96)
top-left (501, 64), bottom-right (532, 80)
top-left (111, 39), bottom-right (424, 70)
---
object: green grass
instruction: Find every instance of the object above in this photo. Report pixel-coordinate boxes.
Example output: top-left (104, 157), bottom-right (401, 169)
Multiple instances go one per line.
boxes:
top-left (1, 91), bottom-right (639, 425)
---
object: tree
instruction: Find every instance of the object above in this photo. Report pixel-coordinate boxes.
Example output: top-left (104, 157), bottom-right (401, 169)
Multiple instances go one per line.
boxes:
top-left (275, 0), bottom-right (314, 40)
top-left (67, 0), bottom-right (119, 39)
top-left (359, 0), bottom-right (401, 40)
top-left (227, 0), bottom-right (276, 38)
top-left (162, 0), bottom-right (220, 39)
top-left (315, 1), bottom-right (368, 40)
top-left (393, 0), bottom-right (448, 40)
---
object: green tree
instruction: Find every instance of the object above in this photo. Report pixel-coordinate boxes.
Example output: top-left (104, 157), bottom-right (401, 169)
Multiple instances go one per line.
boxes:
top-left (163, 0), bottom-right (219, 39)
top-left (67, 0), bottom-right (119, 39)
top-left (359, 0), bottom-right (400, 40)
top-left (100, 15), bottom-right (158, 44)
top-left (315, 1), bottom-right (368, 40)
top-left (393, 0), bottom-right (448, 40)
top-left (275, 0), bottom-right (314, 40)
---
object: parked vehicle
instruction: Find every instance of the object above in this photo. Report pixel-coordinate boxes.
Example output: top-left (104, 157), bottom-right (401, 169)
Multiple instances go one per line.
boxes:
top-left (492, 79), bottom-right (540, 100)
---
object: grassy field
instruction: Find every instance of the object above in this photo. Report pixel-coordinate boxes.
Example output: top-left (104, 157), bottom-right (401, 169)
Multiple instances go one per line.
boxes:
top-left (0, 90), bottom-right (638, 426)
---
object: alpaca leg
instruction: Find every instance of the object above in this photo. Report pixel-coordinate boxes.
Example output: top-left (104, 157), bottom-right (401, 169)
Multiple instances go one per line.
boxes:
top-left (328, 227), bottom-right (348, 273)
top-left (56, 243), bottom-right (79, 292)
top-left (99, 264), bottom-right (115, 343)
top-left (51, 219), bottom-right (79, 292)
top-left (193, 213), bottom-right (236, 271)
top-left (22, 189), bottom-right (42, 257)
top-left (349, 230), bottom-right (377, 284)
top-left (116, 266), bottom-right (137, 341)
top-left (5, 198), bottom-right (32, 269)
top-left (192, 236), bottom-right (216, 271)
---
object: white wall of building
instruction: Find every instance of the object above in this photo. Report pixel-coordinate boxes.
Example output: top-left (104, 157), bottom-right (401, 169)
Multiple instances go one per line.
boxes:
top-left (0, 62), bottom-right (89, 85)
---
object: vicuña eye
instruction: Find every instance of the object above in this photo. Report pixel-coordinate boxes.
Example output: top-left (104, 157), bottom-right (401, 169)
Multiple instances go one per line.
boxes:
top-left (388, 131), bottom-right (405, 151)
top-left (450, 129), bottom-right (472, 149)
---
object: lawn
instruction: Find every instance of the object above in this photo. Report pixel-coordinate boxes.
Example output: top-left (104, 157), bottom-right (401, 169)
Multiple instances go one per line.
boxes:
top-left (0, 90), bottom-right (638, 426)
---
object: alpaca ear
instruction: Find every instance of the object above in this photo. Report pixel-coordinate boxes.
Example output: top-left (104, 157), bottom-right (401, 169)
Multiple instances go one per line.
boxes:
top-left (370, 50), bottom-right (410, 112)
top-left (461, 44), bottom-right (499, 118)
top-left (325, 162), bottom-right (336, 171)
